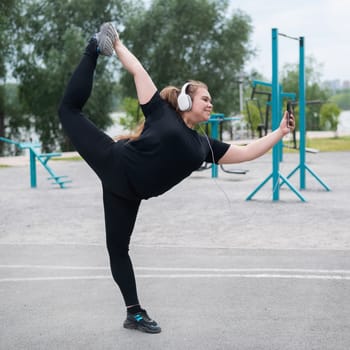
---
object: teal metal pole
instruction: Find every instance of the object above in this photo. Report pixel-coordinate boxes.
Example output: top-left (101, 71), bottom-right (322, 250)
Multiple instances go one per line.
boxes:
top-left (299, 36), bottom-right (306, 190)
top-left (211, 119), bottom-right (219, 178)
top-left (272, 28), bottom-right (280, 201)
top-left (284, 35), bottom-right (328, 195)
top-left (29, 148), bottom-right (37, 188)
top-left (279, 88), bottom-right (283, 163)
top-left (209, 114), bottom-right (222, 178)
top-left (246, 29), bottom-right (306, 202)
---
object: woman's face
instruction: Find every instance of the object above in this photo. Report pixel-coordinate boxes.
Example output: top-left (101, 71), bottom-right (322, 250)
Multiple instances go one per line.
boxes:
top-left (190, 87), bottom-right (213, 124)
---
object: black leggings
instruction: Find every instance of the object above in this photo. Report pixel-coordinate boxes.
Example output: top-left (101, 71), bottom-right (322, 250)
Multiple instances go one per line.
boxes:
top-left (58, 40), bottom-right (140, 306)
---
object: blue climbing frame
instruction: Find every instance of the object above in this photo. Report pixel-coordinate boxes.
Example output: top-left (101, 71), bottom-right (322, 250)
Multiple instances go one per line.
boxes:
top-left (0, 137), bottom-right (71, 188)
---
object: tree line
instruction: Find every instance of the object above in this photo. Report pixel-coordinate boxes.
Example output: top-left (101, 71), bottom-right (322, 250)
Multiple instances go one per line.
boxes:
top-left (0, 0), bottom-right (340, 156)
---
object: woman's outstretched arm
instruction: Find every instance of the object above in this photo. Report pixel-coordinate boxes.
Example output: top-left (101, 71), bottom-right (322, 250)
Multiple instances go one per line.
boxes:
top-left (218, 111), bottom-right (295, 164)
top-left (113, 38), bottom-right (157, 105)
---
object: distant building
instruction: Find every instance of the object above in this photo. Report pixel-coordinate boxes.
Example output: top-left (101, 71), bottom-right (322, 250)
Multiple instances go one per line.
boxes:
top-left (323, 79), bottom-right (341, 92)
top-left (323, 79), bottom-right (350, 92)
top-left (342, 80), bottom-right (350, 89)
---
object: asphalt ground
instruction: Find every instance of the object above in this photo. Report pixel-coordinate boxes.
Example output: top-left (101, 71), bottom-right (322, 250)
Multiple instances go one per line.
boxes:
top-left (1, 150), bottom-right (350, 349)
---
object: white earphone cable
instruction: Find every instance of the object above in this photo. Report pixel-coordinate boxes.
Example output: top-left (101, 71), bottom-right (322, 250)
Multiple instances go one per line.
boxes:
top-left (198, 124), bottom-right (232, 210)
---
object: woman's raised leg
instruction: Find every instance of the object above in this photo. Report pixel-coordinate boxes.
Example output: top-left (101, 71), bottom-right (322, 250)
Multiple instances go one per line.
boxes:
top-left (58, 38), bottom-right (115, 178)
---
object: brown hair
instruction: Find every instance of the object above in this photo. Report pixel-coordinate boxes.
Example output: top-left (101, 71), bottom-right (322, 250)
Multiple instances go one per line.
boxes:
top-left (116, 80), bottom-right (208, 141)
top-left (115, 122), bottom-right (145, 141)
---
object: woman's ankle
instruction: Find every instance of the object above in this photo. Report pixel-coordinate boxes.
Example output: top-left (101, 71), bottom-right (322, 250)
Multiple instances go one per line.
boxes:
top-left (127, 304), bottom-right (142, 314)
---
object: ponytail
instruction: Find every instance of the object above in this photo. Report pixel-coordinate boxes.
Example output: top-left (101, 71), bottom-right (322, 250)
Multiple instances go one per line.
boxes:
top-left (160, 86), bottom-right (180, 111)
top-left (115, 121), bottom-right (145, 141)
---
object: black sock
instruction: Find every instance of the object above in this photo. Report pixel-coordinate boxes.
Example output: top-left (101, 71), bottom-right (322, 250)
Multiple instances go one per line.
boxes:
top-left (127, 305), bottom-right (142, 314)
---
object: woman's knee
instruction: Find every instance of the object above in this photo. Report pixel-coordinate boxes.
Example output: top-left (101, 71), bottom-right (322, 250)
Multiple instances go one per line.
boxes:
top-left (57, 102), bottom-right (69, 123)
top-left (107, 238), bottom-right (130, 259)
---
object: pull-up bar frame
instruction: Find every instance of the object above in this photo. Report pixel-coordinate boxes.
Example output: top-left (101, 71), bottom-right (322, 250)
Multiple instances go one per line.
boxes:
top-left (247, 28), bottom-right (330, 202)
top-left (247, 28), bottom-right (305, 201)
top-left (284, 36), bottom-right (330, 192)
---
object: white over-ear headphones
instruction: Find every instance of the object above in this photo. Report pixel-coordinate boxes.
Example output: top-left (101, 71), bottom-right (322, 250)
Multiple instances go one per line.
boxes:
top-left (177, 82), bottom-right (192, 112)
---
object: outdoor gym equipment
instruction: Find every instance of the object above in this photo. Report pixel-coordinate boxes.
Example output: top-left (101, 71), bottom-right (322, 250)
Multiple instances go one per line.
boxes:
top-left (246, 28), bottom-right (330, 202)
top-left (250, 83), bottom-right (320, 154)
top-left (249, 79), bottom-right (297, 163)
top-left (283, 34), bottom-right (330, 193)
top-left (247, 81), bottom-right (271, 138)
top-left (0, 137), bottom-right (71, 189)
top-left (201, 113), bottom-right (248, 178)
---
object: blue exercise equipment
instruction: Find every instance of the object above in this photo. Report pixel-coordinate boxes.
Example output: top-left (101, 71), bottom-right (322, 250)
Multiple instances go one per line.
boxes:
top-left (284, 35), bottom-right (330, 192)
top-left (0, 137), bottom-right (71, 189)
top-left (246, 28), bottom-right (330, 202)
top-left (202, 114), bottom-right (247, 178)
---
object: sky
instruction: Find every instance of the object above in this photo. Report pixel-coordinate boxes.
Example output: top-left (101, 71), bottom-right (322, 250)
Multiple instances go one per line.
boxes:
top-left (228, 0), bottom-right (349, 82)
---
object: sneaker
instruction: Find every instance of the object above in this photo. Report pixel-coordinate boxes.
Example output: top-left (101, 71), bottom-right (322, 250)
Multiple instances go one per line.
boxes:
top-left (96, 22), bottom-right (119, 56)
top-left (123, 309), bottom-right (161, 334)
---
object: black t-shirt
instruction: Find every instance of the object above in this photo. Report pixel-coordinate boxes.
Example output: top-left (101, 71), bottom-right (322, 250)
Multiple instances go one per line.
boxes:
top-left (120, 91), bottom-right (230, 199)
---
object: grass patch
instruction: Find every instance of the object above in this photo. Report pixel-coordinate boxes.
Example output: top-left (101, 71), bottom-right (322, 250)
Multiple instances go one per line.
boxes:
top-left (0, 164), bottom-right (10, 168)
top-left (306, 136), bottom-right (350, 152)
top-left (52, 156), bottom-right (82, 161)
top-left (283, 136), bottom-right (350, 153)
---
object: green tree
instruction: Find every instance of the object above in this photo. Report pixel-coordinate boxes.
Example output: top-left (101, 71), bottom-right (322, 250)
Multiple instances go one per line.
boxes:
top-left (0, 0), bottom-right (22, 154)
top-left (244, 72), bottom-right (272, 133)
top-left (244, 100), bottom-right (262, 138)
top-left (320, 102), bottom-right (341, 136)
top-left (120, 0), bottom-right (253, 122)
top-left (0, 84), bottom-right (31, 155)
top-left (331, 90), bottom-right (350, 110)
top-left (119, 97), bottom-right (143, 132)
top-left (12, 0), bottom-right (132, 151)
top-left (280, 57), bottom-right (331, 131)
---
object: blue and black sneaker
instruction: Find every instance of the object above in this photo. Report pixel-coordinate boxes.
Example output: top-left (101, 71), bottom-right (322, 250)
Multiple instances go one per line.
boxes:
top-left (123, 309), bottom-right (161, 334)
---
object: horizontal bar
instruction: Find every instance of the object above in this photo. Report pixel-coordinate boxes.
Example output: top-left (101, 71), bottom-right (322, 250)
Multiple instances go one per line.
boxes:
top-left (252, 80), bottom-right (272, 88)
top-left (252, 91), bottom-right (272, 96)
top-left (280, 92), bottom-right (296, 99)
top-left (278, 32), bottom-right (299, 41)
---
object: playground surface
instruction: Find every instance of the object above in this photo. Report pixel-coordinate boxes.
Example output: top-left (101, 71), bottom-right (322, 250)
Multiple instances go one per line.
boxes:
top-left (1, 150), bottom-right (350, 349)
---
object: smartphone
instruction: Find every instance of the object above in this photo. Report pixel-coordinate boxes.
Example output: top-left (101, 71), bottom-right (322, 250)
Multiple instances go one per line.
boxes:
top-left (286, 101), bottom-right (293, 128)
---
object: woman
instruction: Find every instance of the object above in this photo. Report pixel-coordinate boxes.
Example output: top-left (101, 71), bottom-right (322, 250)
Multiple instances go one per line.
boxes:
top-left (58, 22), bottom-right (294, 334)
